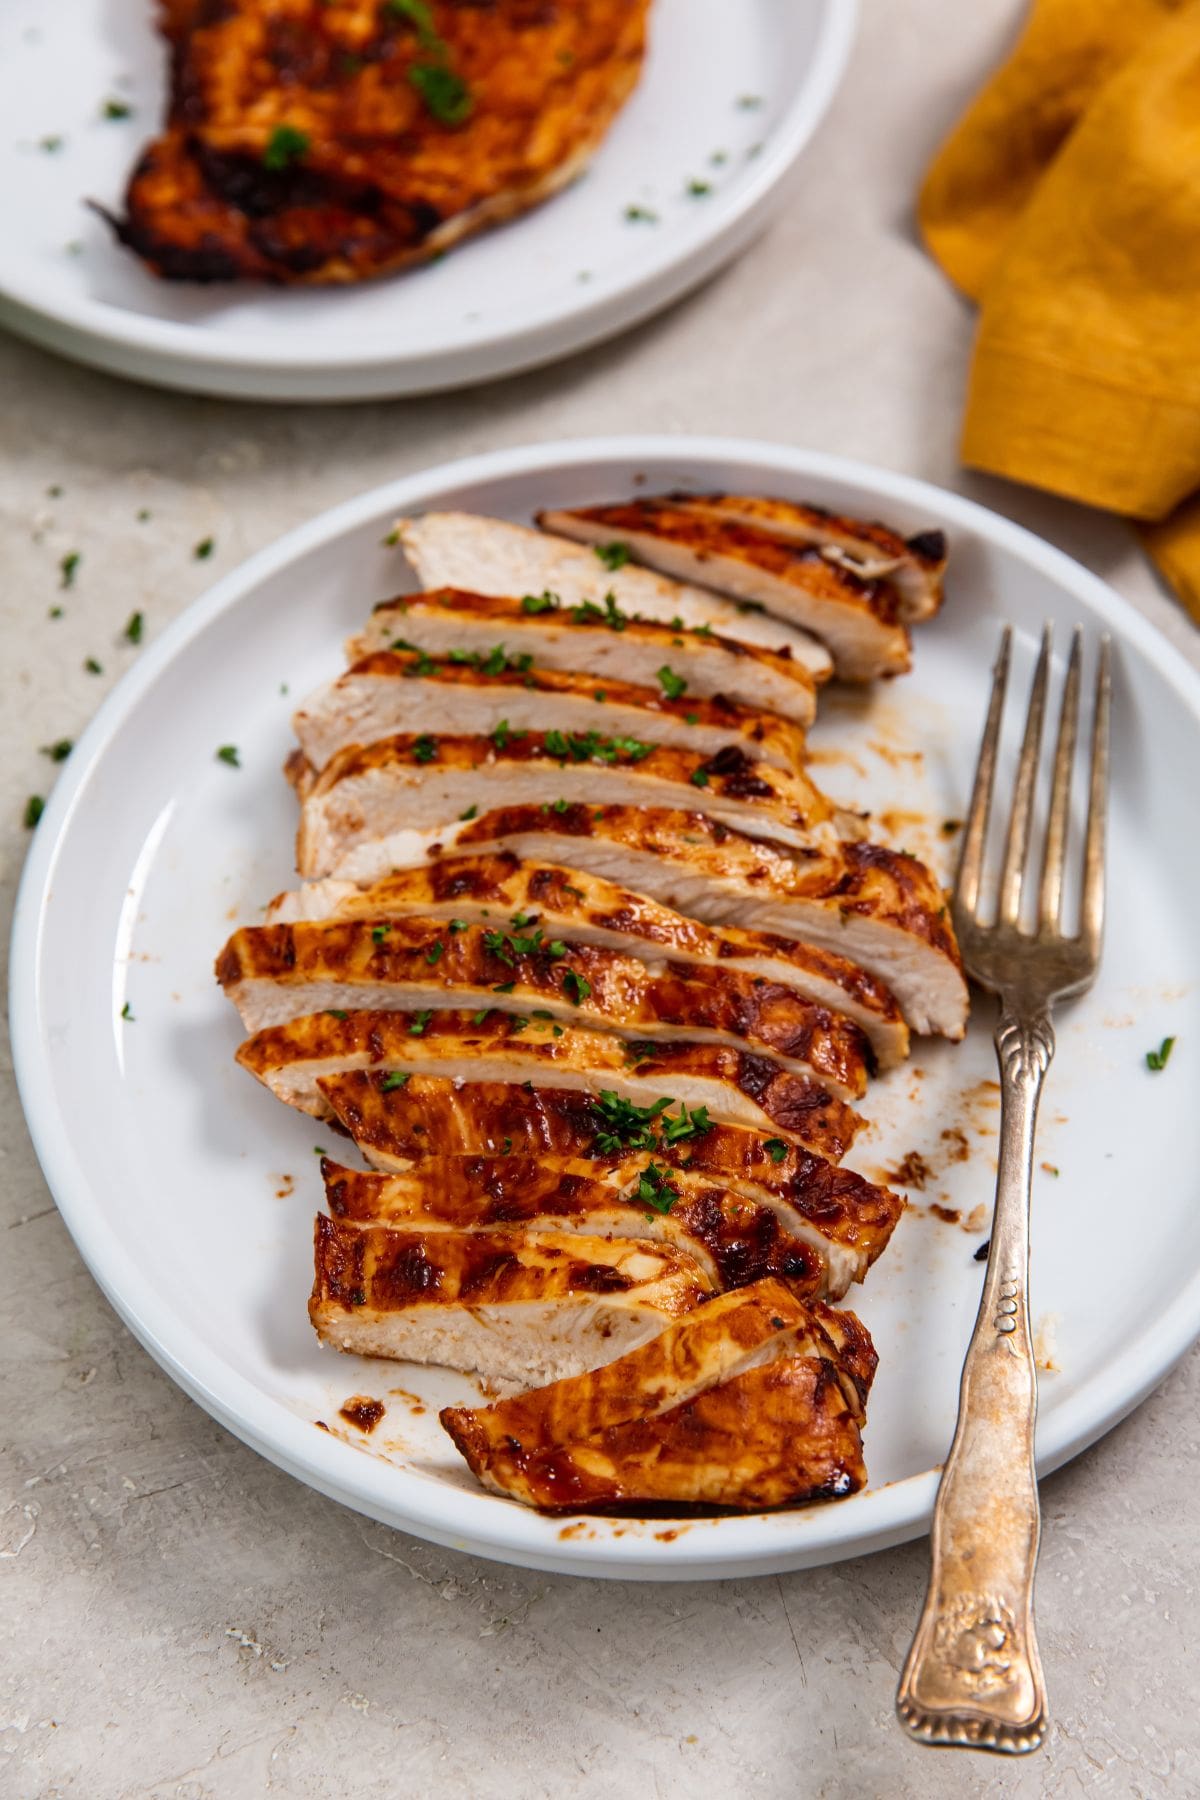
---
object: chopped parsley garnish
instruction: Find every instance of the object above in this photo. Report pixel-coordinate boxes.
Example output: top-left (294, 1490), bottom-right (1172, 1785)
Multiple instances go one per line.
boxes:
top-left (686, 178), bottom-right (713, 197)
top-left (570, 590), bottom-right (630, 632)
top-left (521, 590), bottom-right (560, 614)
top-left (448, 918), bottom-right (468, 933)
top-left (471, 1009), bottom-right (489, 1025)
top-left (388, 0), bottom-right (438, 41)
top-left (1146, 1036), bottom-right (1176, 1072)
top-left (412, 733), bottom-right (439, 762)
top-left (194, 536), bottom-right (215, 560)
top-left (124, 610), bottom-right (144, 644)
top-left (40, 136), bottom-right (63, 153)
top-left (737, 93), bottom-right (764, 110)
top-left (121, 1002), bottom-right (135, 1021)
top-left (459, 804), bottom-right (478, 820)
top-left (48, 607), bottom-right (63, 620)
top-left (382, 526), bottom-right (402, 547)
top-left (102, 99), bottom-right (133, 120)
top-left (325, 1009), bottom-right (349, 1020)
top-left (216, 744), bottom-right (240, 767)
top-left (624, 204), bottom-right (658, 223)
top-left (589, 1093), bottom-right (710, 1157)
top-left (561, 968), bottom-right (592, 1005)
top-left (690, 767), bottom-right (710, 787)
top-left (372, 923), bottom-right (391, 943)
top-left (408, 61), bottom-right (473, 125)
top-left (24, 795), bottom-right (45, 829)
top-left (84, 657), bottom-right (103, 675)
top-left (40, 739), bottom-right (72, 762)
top-left (490, 718), bottom-right (528, 751)
top-left (552, 796), bottom-right (570, 813)
top-left (501, 1136), bottom-right (513, 1155)
top-left (380, 1070), bottom-right (411, 1091)
top-left (542, 728), bottom-right (652, 764)
top-left (425, 940), bottom-right (444, 965)
top-left (656, 665), bottom-right (687, 700)
top-left (593, 542), bottom-right (631, 572)
top-left (660, 1101), bottom-right (710, 1144)
top-left (763, 1138), bottom-right (788, 1164)
top-left (59, 552), bottom-right (80, 589)
top-left (408, 1010), bottom-right (433, 1035)
top-left (137, 508), bottom-right (151, 522)
top-left (636, 1162), bottom-right (680, 1214)
top-left (493, 981), bottom-right (516, 995)
top-left (263, 125), bottom-right (310, 171)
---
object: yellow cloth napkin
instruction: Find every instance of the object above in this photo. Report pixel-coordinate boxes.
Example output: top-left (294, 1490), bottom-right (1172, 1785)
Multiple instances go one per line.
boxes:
top-left (919, 0), bottom-right (1200, 622)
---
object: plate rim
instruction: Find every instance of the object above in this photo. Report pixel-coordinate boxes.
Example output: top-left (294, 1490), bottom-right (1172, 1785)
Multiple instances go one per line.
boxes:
top-left (0, 0), bottom-right (857, 394)
top-left (12, 432), bottom-right (1200, 1579)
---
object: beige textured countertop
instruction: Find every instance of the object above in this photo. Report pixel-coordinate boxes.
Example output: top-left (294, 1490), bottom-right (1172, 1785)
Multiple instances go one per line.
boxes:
top-left (3, 3), bottom-right (1198, 1794)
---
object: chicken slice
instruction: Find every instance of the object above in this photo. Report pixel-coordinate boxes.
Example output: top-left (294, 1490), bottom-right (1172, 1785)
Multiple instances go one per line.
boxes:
top-left (338, 805), bottom-right (967, 1038)
top-left (293, 733), bottom-right (861, 879)
top-left (662, 494), bottom-right (947, 621)
top-left (217, 918), bottom-right (871, 1097)
top-left (440, 1280), bottom-right (876, 1510)
top-left (397, 514), bottom-right (834, 678)
top-left (538, 501), bottom-right (911, 681)
top-left (265, 853), bottom-right (909, 1070)
top-left (322, 1147), bottom-right (901, 1298)
top-left (348, 589), bottom-right (818, 725)
top-left (310, 1215), bottom-right (709, 1392)
top-left (318, 1075), bottom-right (900, 1291)
top-left (292, 651), bottom-right (806, 776)
top-left (236, 1011), bottom-right (864, 1160)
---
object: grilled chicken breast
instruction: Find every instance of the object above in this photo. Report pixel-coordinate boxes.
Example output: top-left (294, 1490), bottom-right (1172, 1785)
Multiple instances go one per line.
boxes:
top-left (216, 918), bottom-right (872, 1097)
top-left (311, 1215), bottom-right (709, 1391)
top-left (236, 1011), bottom-right (864, 1159)
top-left (539, 501), bottom-right (911, 680)
top-left (266, 853), bottom-right (910, 1069)
top-left (440, 1279), bottom-right (876, 1510)
top-left (662, 494), bottom-right (947, 621)
top-left (109, 0), bottom-right (649, 285)
top-left (293, 652), bottom-right (807, 776)
top-left (397, 514), bottom-right (835, 678)
top-left (322, 1149), bottom-right (902, 1297)
top-left (294, 734), bottom-right (860, 879)
top-left (348, 589), bottom-right (819, 725)
top-left (349, 805), bottom-right (967, 1037)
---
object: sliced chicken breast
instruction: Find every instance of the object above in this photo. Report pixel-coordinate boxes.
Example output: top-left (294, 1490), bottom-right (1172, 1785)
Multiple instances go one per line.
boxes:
top-left (340, 806), bottom-right (967, 1038)
top-left (294, 733), bottom-right (860, 879)
top-left (293, 651), bottom-right (806, 776)
top-left (216, 918), bottom-right (872, 1098)
top-left (311, 1215), bottom-right (710, 1392)
top-left (440, 1279), bottom-right (875, 1510)
top-left (663, 494), bottom-right (947, 621)
top-left (397, 513), bottom-right (835, 679)
top-left (236, 1011), bottom-right (864, 1161)
top-left (322, 1148), bottom-right (902, 1298)
top-left (266, 853), bottom-right (910, 1069)
top-left (348, 588), bottom-right (819, 725)
top-left (538, 501), bottom-right (911, 681)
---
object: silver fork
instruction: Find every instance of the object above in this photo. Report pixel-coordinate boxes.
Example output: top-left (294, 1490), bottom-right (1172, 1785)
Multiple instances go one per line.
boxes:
top-left (895, 624), bottom-right (1111, 1755)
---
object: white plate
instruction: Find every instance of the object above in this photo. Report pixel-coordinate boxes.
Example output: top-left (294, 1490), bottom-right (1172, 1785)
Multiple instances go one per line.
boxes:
top-left (12, 437), bottom-right (1200, 1580)
top-left (0, 0), bottom-right (854, 402)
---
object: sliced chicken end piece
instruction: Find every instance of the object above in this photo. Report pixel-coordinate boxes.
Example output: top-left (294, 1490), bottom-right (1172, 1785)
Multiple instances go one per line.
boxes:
top-left (323, 1156), bottom-right (846, 1297)
top-left (310, 1215), bottom-right (710, 1392)
top-left (237, 1010), bottom-right (864, 1161)
top-left (295, 732), bottom-right (861, 880)
top-left (216, 917), bottom-right (872, 1098)
top-left (348, 588), bottom-right (818, 725)
top-left (317, 1077), bottom-right (903, 1289)
top-left (662, 494), bottom-right (946, 621)
top-left (396, 514), bottom-right (835, 678)
top-left (265, 854), bottom-right (909, 1070)
top-left (292, 651), bottom-right (807, 776)
top-left (440, 1280), bottom-right (874, 1510)
top-left (421, 806), bottom-right (966, 1038)
top-left (537, 501), bottom-right (911, 681)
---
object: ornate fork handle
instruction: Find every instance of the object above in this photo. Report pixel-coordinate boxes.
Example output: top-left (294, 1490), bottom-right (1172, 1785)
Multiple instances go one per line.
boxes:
top-left (896, 1007), bottom-right (1053, 1754)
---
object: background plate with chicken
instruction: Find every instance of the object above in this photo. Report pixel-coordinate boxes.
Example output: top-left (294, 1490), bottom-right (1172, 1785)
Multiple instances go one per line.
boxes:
top-left (12, 438), bottom-right (1200, 1578)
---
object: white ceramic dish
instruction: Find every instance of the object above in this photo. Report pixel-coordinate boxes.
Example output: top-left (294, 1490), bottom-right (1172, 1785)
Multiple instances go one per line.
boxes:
top-left (0, 0), bottom-right (854, 402)
top-left (12, 437), bottom-right (1200, 1580)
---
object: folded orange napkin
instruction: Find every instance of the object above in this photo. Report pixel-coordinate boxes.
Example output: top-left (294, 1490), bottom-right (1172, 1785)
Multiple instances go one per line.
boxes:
top-left (919, 0), bottom-right (1200, 622)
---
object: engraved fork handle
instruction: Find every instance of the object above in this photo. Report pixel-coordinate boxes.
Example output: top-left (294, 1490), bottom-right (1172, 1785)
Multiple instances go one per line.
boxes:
top-left (896, 1007), bottom-right (1052, 1755)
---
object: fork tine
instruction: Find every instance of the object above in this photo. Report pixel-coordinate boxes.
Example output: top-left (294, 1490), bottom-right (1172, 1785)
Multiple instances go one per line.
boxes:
top-left (1038, 627), bottom-right (1082, 929)
top-left (955, 626), bottom-right (1011, 920)
top-left (998, 626), bottom-right (1052, 927)
top-left (1081, 636), bottom-right (1111, 956)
